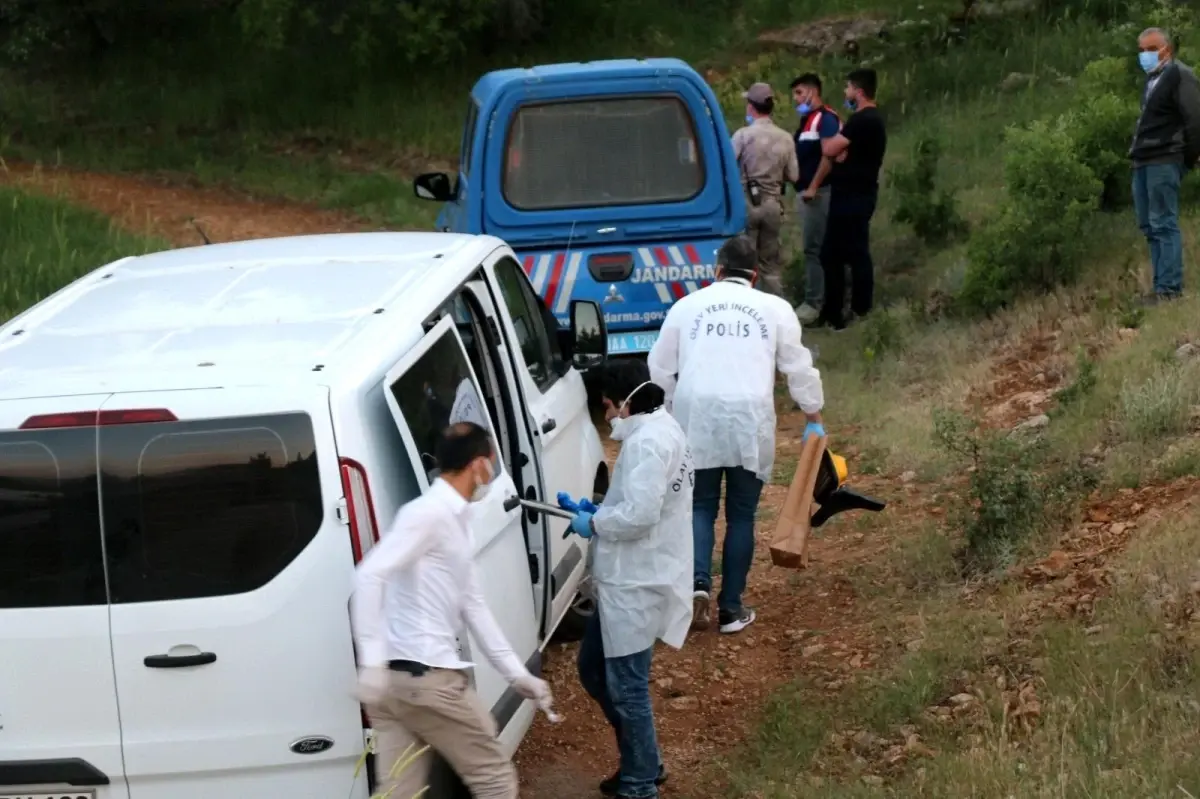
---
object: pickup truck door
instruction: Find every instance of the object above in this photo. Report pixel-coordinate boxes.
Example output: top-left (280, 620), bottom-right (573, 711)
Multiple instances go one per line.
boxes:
top-left (380, 314), bottom-right (540, 751)
top-left (481, 252), bottom-right (595, 635)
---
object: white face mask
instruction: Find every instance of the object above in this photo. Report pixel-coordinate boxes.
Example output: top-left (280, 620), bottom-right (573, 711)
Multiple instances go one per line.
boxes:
top-left (470, 458), bottom-right (496, 503)
top-left (609, 381), bottom-right (652, 441)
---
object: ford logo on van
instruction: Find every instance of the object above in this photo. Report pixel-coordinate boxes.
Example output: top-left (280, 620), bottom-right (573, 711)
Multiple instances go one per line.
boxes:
top-left (290, 735), bottom-right (334, 755)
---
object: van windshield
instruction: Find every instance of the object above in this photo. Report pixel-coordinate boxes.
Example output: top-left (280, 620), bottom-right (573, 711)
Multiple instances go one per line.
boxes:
top-left (502, 96), bottom-right (705, 211)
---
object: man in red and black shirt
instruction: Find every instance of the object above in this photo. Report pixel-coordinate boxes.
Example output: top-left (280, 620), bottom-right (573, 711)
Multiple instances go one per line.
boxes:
top-left (789, 73), bottom-right (841, 325)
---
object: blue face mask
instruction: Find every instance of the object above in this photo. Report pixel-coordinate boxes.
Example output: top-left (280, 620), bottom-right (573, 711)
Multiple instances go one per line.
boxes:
top-left (845, 98), bottom-right (858, 111)
top-left (1139, 49), bottom-right (1161, 73)
top-left (745, 113), bottom-right (754, 124)
top-left (796, 102), bottom-right (812, 115)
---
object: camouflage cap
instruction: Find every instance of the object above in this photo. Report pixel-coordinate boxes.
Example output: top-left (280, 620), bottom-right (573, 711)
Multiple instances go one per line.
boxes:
top-left (743, 82), bottom-right (774, 105)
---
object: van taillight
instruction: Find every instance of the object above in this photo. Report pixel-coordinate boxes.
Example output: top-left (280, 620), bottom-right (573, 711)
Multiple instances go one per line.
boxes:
top-left (19, 409), bottom-right (178, 429)
top-left (339, 457), bottom-right (380, 563)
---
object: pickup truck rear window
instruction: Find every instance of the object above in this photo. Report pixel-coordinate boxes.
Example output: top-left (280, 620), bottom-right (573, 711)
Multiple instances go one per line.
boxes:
top-left (503, 96), bottom-right (705, 211)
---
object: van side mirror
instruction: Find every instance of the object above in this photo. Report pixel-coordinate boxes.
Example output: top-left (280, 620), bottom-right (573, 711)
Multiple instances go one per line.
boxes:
top-left (414, 172), bottom-right (456, 202)
top-left (569, 300), bottom-right (607, 370)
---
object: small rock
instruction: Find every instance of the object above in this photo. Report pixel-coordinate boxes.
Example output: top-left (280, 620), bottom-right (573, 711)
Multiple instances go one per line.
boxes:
top-left (906, 638), bottom-right (924, 652)
top-left (1118, 327), bottom-right (1138, 340)
top-left (1013, 414), bottom-right (1050, 432)
top-left (999, 71), bottom-right (1034, 91)
top-left (949, 693), bottom-right (975, 706)
top-left (802, 643), bottom-right (827, 657)
top-left (1085, 625), bottom-right (1104, 636)
top-left (668, 696), bottom-right (699, 711)
top-left (862, 774), bottom-right (885, 786)
top-left (900, 470), bottom-right (918, 484)
top-left (1176, 342), bottom-right (1199, 361)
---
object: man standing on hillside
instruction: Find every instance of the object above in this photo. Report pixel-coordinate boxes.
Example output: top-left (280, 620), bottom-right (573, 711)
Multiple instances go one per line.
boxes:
top-left (1130, 27), bottom-right (1200, 303)
top-left (732, 82), bottom-right (800, 297)
top-left (789, 73), bottom-right (841, 325)
top-left (818, 68), bottom-right (887, 331)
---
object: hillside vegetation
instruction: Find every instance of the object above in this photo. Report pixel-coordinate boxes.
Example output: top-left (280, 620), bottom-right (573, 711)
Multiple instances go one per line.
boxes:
top-left (4, 0), bottom-right (1200, 795)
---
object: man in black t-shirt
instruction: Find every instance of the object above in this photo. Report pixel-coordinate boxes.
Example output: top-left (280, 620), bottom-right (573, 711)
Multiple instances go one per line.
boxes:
top-left (817, 68), bottom-right (888, 330)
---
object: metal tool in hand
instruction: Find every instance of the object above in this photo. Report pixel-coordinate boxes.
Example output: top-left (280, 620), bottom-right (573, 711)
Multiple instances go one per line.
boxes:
top-left (502, 496), bottom-right (581, 539)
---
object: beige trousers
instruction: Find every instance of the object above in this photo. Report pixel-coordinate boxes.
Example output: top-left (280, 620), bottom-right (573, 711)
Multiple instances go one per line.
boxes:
top-left (367, 668), bottom-right (517, 799)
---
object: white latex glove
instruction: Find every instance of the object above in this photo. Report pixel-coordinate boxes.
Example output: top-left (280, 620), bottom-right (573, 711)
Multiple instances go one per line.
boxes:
top-left (512, 674), bottom-right (551, 702)
top-left (355, 666), bottom-right (390, 706)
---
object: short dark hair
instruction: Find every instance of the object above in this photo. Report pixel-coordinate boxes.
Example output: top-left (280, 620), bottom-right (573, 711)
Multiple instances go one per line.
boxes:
top-left (436, 422), bottom-right (493, 473)
top-left (717, 234), bottom-right (758, 278)
top-left (749, 97), bottom-right (774, 115)
top-left (847, 68), bottom-right (878, 99)
top-left (789, 73), bottom-right (822, 94)
top-left (595, 359), bottom-right (665, 416)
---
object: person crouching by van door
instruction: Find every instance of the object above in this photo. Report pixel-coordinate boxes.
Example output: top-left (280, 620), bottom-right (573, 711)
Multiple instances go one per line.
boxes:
top-left (566, 359), bottom-right (694, 799)
top-left (732, 82), bottom-right (800, 298)
top-left (351, 422), bottom-right (553, 799)
top-left (647, 235), bottom-right (825, 635)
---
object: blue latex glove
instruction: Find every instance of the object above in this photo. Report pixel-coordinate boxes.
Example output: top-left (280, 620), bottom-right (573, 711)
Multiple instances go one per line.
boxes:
top-left (558, 492), bottom-right (599, 514)
top-left (569, 511), bottom-right (595, 539)
top-left (804, 421), bottom-right (826, 440)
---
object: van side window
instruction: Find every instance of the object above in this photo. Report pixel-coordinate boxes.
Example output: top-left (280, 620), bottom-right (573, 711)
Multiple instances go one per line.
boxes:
top-left (387, 326), bottom-right (502, 483)
top-left (0, 429), bottom-right (107, 608)
top-left (100, 413), bottom-right (323, 604)
top-left (494, 257), bottom-right (564, 392)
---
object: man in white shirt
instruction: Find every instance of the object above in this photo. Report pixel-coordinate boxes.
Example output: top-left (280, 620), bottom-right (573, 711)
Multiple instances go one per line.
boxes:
top-left (351, 422), bottom-right (552, 799)
top-left (648, 235), bottom-right (825, 635)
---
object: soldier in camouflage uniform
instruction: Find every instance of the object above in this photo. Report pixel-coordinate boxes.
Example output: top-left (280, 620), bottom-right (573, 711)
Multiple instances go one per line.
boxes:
top-left (731, 82), bottom-right (800, 297)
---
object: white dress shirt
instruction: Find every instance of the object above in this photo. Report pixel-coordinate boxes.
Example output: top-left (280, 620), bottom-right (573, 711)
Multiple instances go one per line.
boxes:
top-left (350, 478), bottom-right (528, 682)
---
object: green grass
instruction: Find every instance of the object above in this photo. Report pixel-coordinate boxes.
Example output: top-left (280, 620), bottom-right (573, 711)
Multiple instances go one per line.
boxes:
top-left (0, 186), bottom-right (165, 322)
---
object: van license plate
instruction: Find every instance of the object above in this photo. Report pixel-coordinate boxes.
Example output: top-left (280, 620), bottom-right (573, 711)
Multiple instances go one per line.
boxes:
top-left (0, 792), bottom-right (93, 799)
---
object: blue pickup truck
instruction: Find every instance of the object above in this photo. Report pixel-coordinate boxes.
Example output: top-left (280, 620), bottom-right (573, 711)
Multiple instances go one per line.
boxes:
top-left (413, 58), bottom-right (747, 355)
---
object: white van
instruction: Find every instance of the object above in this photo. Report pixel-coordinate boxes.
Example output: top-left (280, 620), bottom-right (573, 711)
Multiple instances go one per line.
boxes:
top-left (0, 232), bottom-right (610, 799)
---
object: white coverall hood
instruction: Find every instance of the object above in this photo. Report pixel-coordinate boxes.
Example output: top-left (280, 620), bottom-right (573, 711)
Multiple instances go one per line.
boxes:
top-left (646, 279), bottom-right (823, 482)
top-left (589, 408), bottom-right (695, 658)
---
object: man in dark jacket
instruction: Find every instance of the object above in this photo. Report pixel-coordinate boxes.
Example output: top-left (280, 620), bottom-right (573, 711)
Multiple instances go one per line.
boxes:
top-left (1130, 27), bottom-right (1200, 301)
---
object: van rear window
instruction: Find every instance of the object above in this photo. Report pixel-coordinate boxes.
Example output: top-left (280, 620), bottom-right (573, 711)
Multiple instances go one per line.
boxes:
top-left (101, 413), bottom-right (324, 604)
top-left (0, 429), bottom-right (107, 609)
top-left (0, 413), bottom-right (324, 609)
top-left (503, 96), bottom-right (705, 211)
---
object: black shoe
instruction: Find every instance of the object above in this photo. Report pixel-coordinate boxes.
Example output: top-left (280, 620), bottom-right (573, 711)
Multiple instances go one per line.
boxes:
top-left (718, 607), bottom-right (757, 634)
top-left (600, 765), bottom-right (668, 796)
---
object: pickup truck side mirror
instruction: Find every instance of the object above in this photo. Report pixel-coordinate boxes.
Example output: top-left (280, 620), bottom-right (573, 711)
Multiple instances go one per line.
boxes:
top-left (569, 300), bottom-right (607, 371)
top-left (414, 172), bottom-right (456, 202)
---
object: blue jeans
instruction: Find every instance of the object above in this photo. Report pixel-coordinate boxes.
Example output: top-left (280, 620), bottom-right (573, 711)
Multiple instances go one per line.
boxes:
top-left (1132, 162), bottom-right (1184, 295)
top-left (692, 466), bottom-right (765, 615)
top-left (577, 612), bottom-right (661, 798)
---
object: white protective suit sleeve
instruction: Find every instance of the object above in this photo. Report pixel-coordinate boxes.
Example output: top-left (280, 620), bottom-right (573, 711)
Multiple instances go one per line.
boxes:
top-left (647, 313), bottom-right (681, 407)
top-left (776, 309), bottom-right (824, 414)
top-left (592, 436), bottom-right (672, 542)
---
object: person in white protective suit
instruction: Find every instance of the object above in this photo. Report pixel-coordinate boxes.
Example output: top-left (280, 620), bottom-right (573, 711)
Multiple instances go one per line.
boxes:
top-left (647, 234), bottom-right (824, 635)
top-left (565, 358), bottom-right (693, 799)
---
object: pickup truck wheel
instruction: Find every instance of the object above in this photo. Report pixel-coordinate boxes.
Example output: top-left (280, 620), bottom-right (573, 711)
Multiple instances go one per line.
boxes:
top-left (553, 589), bottom-right (596, 643)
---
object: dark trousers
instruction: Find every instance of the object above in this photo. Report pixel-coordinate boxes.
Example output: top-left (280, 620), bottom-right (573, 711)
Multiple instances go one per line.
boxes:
top-left (577, 612), bottom-right (661, 798)
top-left (692, 466), bottom-right (765, 615)
top-left (819, 190), bottom-right (877, 327)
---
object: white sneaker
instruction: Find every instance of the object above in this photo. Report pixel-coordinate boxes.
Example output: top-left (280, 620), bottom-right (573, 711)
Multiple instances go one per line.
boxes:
top-left (794, 303), bottom-right (820, 324)
top-left (718, 607), bottom-right (757, 634)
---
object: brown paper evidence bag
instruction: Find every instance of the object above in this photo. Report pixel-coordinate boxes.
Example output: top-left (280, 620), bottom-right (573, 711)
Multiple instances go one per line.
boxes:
top-left (769, 435), bottom-right (887, 570)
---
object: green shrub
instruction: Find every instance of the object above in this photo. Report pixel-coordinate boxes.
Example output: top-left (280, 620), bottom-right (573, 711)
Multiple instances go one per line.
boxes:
top-left (933, 409), bottom-right (1096, 571)
top-left (890, 135), bottom-right (968, 246)
top-left (1064, 89), bottom-right (1140, 210)
top-left (1118, 363), bottom-right (1200, 443)
top-left (959, 118), bottom-right (1101, 314)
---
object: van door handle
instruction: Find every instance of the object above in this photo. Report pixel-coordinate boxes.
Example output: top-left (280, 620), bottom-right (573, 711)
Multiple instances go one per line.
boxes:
top-left (144, 652), bottom-right (217, 669)
top-left (541, 418), bottom-right (557, 433)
